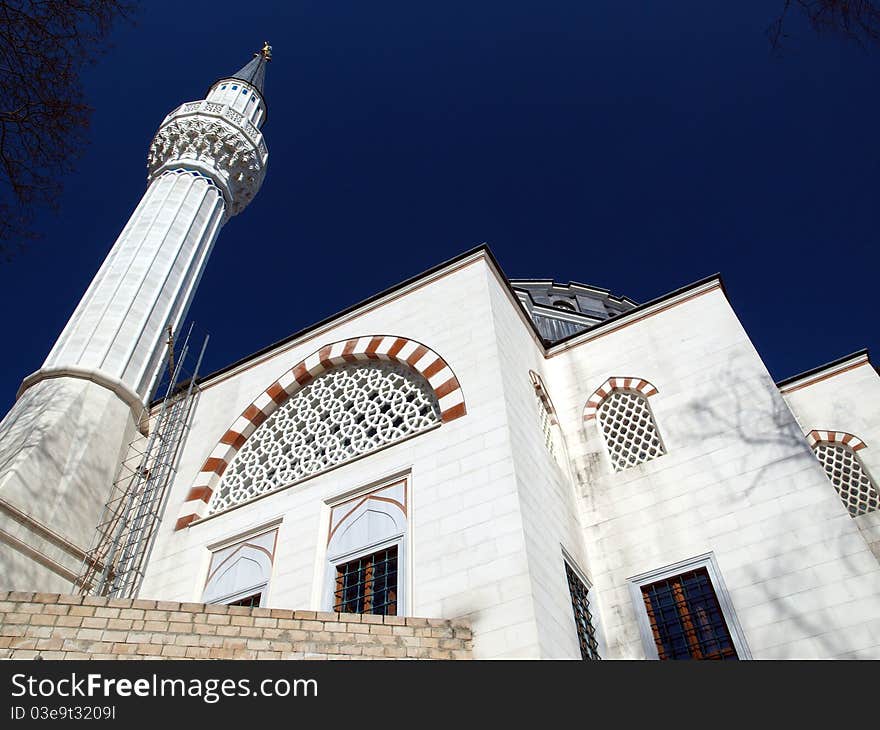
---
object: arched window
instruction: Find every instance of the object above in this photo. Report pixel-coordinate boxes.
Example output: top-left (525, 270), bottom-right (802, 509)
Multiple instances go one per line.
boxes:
top-left (585, 378), bottom-right (664, 472)
top-left (809, 431), bottom-right (878, 517)
top-left (202, 528), bottom-right (277, 607)
top-left (530, 370), bottom-right (562, 462)
top-left (325, 479), bottom-right (407, 616)
top-left (209, 362), bottom-right (440, 513)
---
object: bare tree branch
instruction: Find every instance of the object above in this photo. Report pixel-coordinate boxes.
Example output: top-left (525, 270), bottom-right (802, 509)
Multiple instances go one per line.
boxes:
top-left (770, 0), bottom-right (880, 53)
top-left (0, 0), bottom-right (134, 259)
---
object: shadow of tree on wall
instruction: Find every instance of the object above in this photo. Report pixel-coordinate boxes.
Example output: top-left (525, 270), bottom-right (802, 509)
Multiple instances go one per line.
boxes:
top-left (568, 349), bottom-right (877, 657)
top-left (674, 358), bottom-right (811, 499)
top-left (668, 356), bottom-right (873, 657)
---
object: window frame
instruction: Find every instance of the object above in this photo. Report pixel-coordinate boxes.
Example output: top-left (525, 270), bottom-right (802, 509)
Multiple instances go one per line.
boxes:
top-left (202, 524), bottom-right (279, 608)
top-left (321, 474), bottom-right (410, 616)
top-left (627, 552), bottom-right (751, 660)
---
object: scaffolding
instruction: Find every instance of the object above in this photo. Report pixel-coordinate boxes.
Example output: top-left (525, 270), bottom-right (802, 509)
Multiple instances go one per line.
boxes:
top-left (74, 324), bottom-right (209, 598)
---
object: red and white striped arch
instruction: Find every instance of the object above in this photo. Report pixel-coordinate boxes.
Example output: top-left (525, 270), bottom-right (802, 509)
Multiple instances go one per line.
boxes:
top-left (175, 335), bottom-right (466, 530)
top-left (583, 376), bottom-right (659, 422)
top-left (807, 430), bottom-right (867, 451)
top-left (529, 370), bottom-right (558, 425)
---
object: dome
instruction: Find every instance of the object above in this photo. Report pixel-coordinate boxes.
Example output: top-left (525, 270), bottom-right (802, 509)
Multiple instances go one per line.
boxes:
top-left (510, 279), bottom-right (638, 344)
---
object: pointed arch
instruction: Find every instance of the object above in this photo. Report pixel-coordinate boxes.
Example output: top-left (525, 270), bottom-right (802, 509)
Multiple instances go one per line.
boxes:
top-left (530, 370), bottom-right (559, 425)
top-left (328, 494), bottom-right (407, 559)
top-left (583, 376), bottom-right (659, 422)
top-left (175, 336), bottom-right (466, 530)
top-left (202, 543), bottom-right (273, 605)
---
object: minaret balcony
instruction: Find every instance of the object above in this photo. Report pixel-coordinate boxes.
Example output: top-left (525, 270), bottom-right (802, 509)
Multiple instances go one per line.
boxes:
top-left (160, 99), bottom-right (266, 155)
top-left (148, 99), bottom-right (269, 217)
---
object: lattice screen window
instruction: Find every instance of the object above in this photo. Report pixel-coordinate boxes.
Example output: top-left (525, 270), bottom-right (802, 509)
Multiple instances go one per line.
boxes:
top-left (814, 442), bottom-right (879, 517)
top-left (596, 389), bottom-right (666, 471)
top-left (530, 371), bottom-right (560, 461)
top-left (538, 403), bottom-right (556, 457)
top-left (211, 363), bottom-right (440, 513)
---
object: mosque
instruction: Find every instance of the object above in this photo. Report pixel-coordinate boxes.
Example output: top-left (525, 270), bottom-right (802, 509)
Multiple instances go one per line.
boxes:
top-left (1, 47), bottom-right (878, 659)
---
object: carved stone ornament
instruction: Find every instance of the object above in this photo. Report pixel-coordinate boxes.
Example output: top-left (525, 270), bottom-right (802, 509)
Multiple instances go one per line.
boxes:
top-left (210, 362), bottom-right (441, 514)
top-left (147, 102), bottom-right (268, 217)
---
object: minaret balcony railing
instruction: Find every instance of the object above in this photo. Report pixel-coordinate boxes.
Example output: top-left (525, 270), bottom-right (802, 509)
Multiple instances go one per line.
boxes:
top-left (159, 100), bottom-right (266, 158)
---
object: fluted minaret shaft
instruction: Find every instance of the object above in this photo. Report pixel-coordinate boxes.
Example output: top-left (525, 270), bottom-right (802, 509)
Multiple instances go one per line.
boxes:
top-left (29, 52), bottom-right (269, 404)
top-left (0, 48), bottom-right (271, 593)
top-left (42, 172), bottom-right (225, 398)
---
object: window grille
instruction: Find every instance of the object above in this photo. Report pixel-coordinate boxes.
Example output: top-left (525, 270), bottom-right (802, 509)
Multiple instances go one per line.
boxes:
top-left (211, 363), bottom-right (440, 513)
top-left (564, 562), bottom-right (600, 660)
top-left (640, 567), bottom-right (738, 660)
top-left (226, 593), bottom-right (262, 608)
top-left (334, 546), bottom-right (398, 615)
top-left (596, 389), bottom-right (665, 471)
top-left (814, 442), bottom-right (879, 517)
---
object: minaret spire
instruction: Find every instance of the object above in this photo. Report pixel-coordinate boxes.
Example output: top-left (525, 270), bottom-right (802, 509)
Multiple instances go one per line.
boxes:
top-left (0, 49), bottom-right (272, 592)
top-left (202, 43), bottom-right (272, 130)
top-left (223, 42), bottom-right (271, 97)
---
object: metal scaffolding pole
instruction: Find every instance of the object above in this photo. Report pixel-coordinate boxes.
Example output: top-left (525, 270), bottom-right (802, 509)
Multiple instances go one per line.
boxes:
top-left (74, 323), bottom-right (208, 599)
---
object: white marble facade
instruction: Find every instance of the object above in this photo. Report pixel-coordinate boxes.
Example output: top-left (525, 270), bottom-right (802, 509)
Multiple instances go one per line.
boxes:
top-left (139, 248), bottom-right (880, 659)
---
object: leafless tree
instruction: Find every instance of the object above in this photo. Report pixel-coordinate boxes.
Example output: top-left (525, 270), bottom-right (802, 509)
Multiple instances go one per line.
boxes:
top-left (0, 0), bottom-right (132, 259)
top-left (770, 0), bottom-right (880, 52)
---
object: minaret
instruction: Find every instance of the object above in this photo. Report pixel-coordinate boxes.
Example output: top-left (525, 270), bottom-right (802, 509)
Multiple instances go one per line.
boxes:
top-left (0, 45), bottom-right (272, 592)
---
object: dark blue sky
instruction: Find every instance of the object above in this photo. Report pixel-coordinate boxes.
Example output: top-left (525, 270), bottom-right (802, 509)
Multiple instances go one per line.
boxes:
top-left (1, 1), bottom-right (877, 411)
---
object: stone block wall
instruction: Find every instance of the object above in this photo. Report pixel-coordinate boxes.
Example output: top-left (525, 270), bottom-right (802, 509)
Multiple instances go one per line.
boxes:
top-left (0, 592), bottom-right (472, 660)
top-left (142, 257), bottom-right (540, 658)
top-left (548, 285), bottom-right (880, 659)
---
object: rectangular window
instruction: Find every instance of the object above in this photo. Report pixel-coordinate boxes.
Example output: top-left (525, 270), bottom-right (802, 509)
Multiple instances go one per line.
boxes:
top-left (630, 553), bottom-right (750, 660)
top-left (334, 545), bottom-right (398, 615)
top-left (564, 562), bottom-right (601, 660)
top-left (640, 567), bottom-right (738, 660)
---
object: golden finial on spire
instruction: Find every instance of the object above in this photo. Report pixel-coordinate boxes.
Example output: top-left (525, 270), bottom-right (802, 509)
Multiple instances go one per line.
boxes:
top-left (260, 41), bottom-right (272, 61)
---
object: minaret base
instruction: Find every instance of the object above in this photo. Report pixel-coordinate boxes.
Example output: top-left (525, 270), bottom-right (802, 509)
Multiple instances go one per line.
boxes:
top-left (0, 378), bottom-right (136, 592)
